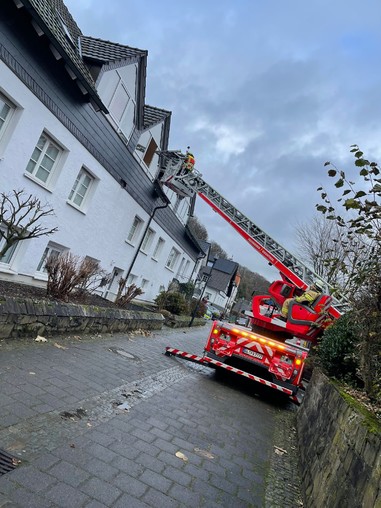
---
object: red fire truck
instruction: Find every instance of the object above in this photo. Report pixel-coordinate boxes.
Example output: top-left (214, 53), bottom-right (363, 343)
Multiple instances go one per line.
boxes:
top-left (159, 151), bottom-right (348, 404)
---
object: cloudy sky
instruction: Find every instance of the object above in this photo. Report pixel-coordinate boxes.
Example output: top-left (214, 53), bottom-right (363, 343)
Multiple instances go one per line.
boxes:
top-left (64, 0), bottom-right (381, 281)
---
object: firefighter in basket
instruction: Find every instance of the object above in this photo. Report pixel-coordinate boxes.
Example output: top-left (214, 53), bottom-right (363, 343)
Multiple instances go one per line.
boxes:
top-left (281, 280), bottom-right (324, 319)
top-left (181, 147), bottom-right (195, 174)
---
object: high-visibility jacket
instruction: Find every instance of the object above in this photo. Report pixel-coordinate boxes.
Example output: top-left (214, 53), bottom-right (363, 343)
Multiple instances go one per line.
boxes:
top-left (281, 288), bottom-right (320, 317)
top-left (294, 289), bottom-right (320, 305)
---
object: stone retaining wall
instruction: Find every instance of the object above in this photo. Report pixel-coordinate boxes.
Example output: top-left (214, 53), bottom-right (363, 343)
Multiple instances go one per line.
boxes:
top-left (163, 314), bottom-right (207, 328)
top-left (297, 370), bottom-right (381, 508)
top-left (0, 296), bottom-right (165, 338)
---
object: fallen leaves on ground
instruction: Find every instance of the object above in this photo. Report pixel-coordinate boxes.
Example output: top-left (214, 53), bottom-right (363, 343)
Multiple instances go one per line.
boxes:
top-left (274, 446), bottom-right (288, 455)
top-left (54, 342), bottom-right (67, 350)
top-left (35, 335), bottom-right (47, 342)
top-left (343, 385), bottom-right (381, 421)
top-left (194, 448), bottom-right (214, 459)
top-left (175, 451), bottom-right (188, 462)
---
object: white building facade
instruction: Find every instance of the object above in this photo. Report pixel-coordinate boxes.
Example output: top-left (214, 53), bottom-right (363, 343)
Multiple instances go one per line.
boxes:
top-left (0, 0), bottom-right (202, 303)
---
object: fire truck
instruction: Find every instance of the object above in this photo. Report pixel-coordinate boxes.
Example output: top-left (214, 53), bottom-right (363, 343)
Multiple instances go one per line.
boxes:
top-left (159, 151), bottom-right (348, 404)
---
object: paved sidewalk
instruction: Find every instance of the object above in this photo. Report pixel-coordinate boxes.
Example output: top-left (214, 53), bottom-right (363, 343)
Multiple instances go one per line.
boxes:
top-left (0, 325), bottom-right (302, 507)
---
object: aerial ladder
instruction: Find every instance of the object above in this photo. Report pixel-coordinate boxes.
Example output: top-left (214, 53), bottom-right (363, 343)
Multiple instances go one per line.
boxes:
top-left (158, 151), bottom-right (349, 403)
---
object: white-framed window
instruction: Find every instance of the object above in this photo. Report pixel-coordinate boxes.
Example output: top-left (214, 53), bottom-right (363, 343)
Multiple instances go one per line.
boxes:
top-left (141, 278), bottom-right (149, 289)
top-left (127, 273), bottom-right (138, 286)
top-left (159, 285), bottom-right (165, 293)
top-left (109, 81), bottom-right (130, 123)
top-left (68, 168), bottom-right (95, 208)
top-left (177, 257), bottom-right (186, 278)
top-left (36, 242), bottom-right (65, 272)
top-left (166, 247), bottom-right (180, 270)
top-left (0, 227), bottom-right (18, 265)
top-left (127, 216), bottom-right (143, 243)
top-left (0, 93), bottom-right (15, 142)
top-left (152, 237), bottom-right (165, 260)
top-left (25, 132), bottom-right (62, 185)
top-left (140, 228), bottom-right (155, 253)
top-left (108, 74), bottom-right (135, 141)
top-left (183, 260), bottom-right (190, 277)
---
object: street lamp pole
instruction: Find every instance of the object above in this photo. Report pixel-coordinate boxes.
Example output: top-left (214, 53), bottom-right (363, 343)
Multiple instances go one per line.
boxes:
top-left (188, 275), bottom-right (209, 327)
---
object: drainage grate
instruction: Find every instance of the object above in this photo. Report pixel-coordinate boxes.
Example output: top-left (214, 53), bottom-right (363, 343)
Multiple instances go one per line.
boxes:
top-left (0, 449), bottom-right (20, 476)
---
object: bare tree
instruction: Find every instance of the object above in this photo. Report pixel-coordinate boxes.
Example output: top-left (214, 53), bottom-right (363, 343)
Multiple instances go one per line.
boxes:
top-left (0, 189), bottom-right (58, 258)
top-left (188, 215), bottom-right (208, 241)
top-left (237, 265), bottom-right (270, 300)
top-left (210, 241), bottom-right (228, 260)
top-left (295, 216), bottom-right (346, 286)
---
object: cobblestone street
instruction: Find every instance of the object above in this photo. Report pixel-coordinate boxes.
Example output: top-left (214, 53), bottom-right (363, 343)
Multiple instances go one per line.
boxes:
top-left (0, 324), bottom-right (302, 507)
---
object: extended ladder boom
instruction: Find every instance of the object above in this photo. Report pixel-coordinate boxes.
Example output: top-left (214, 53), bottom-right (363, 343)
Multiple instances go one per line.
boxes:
top-left (159, 151), bottom-right (348, 317)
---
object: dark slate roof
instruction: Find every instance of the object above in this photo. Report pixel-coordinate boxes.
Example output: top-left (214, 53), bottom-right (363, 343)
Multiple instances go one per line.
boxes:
top-left (199, 266), bottom-right (230, 293)
top-left (23, 0), bottom-right (105, 110)
top-left (198, 258), bottom-right (239, 293)
top-left (184, 226), bottom-right (206, 256)
top-left (143, 105), bottom-right (171, 130)
top-left (198, 240), bottom-right (211, 257)
top-left (213, 258), bottom-right (239, 275)
top-left (80, 36), bottom-right (147, 63)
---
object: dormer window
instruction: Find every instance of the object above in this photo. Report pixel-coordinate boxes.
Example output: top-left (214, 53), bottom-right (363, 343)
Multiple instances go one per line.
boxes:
top-left (109, 83), bottom-right (130, 123)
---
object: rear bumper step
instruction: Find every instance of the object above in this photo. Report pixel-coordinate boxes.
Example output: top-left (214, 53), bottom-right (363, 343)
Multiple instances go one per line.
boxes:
top-left (165, 347), bottom-right (302, 405)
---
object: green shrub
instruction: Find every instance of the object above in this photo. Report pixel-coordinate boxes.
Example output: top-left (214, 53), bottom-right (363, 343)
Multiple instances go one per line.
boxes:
top-left (316, 313), bottom-right (360, 385)
top-left (178, 282), bottom-right (195, 301)
top-left (154, 291), bottom-right (188, 315)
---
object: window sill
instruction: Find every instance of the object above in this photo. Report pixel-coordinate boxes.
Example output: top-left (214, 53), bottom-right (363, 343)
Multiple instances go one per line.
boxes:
top-left (0, 265), bottom-right (17, 274)
top-left (33, 273), bottom-right (48, 282)
top-left (125, 240), bottom-right (136, 247)
top-left (151, 257), bottom-right (158, 262)
top-left (165, 266), bottom-right (175, 273)
top-left (23, 172), bottom-right (53, 192)
top-left (66, 200), bottom-right (86, 215)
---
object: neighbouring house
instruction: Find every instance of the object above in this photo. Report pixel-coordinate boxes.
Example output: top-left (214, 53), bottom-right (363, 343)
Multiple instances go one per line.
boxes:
top-left (194, 257), bottom-right (240, 315)
top-left (0, 0), bottom-right (204, 303)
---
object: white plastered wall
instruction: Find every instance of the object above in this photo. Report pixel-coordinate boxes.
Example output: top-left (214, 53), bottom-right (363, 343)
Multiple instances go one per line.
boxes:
top-left (0, 61), bottom-right (196, 302)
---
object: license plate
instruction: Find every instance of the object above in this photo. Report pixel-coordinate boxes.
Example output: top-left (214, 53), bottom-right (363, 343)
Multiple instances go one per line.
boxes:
top-left (243, 348), bottom-right (263, 360)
